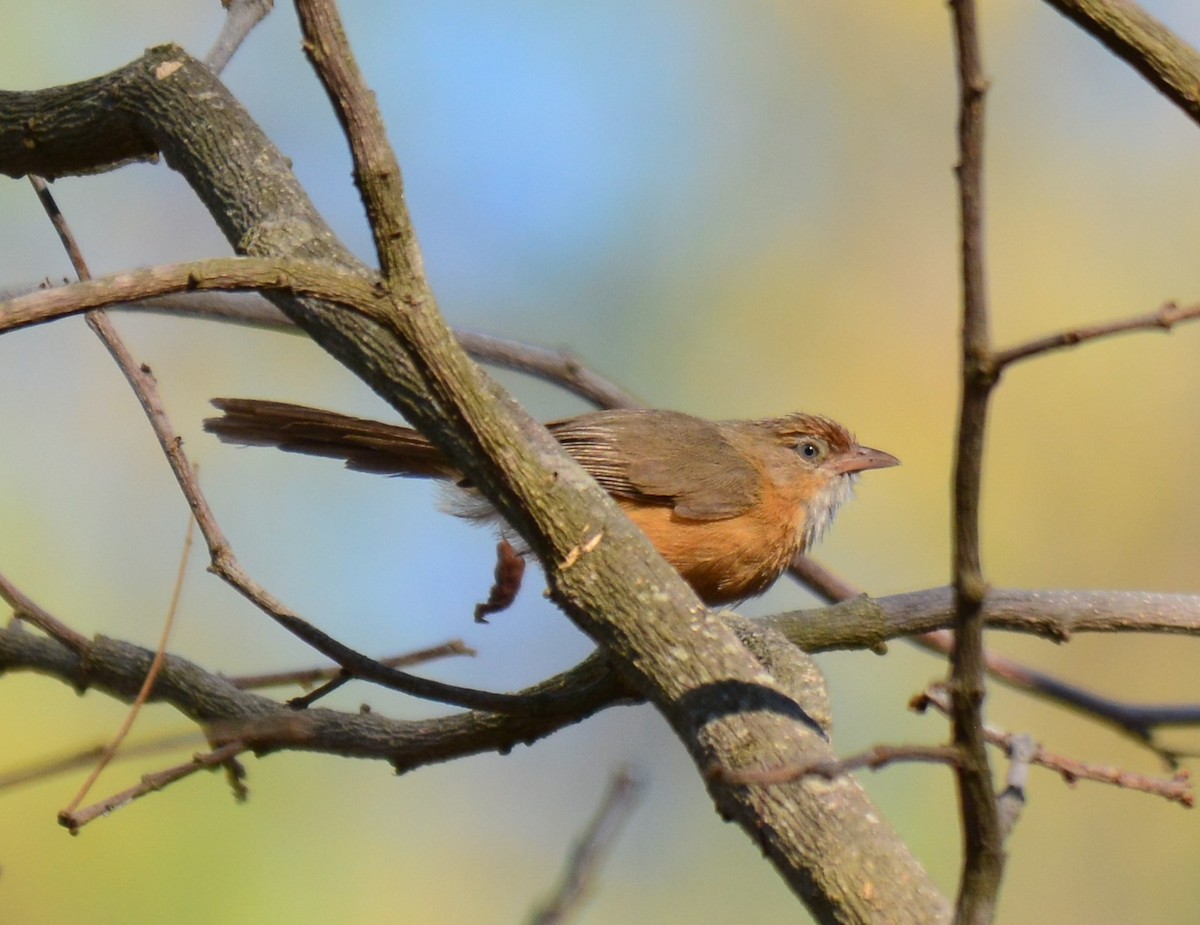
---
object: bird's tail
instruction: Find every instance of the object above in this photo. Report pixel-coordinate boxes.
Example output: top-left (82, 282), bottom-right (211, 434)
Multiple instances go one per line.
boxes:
top-left (204, 398), bottom-right (454, 478)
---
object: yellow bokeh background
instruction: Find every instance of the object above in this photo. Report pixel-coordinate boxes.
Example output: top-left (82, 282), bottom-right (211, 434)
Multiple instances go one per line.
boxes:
top-left (2, 2), bottom-right (1199, 923)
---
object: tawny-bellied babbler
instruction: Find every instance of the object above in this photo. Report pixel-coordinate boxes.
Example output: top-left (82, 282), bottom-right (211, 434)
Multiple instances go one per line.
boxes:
top-left (205, 400), bottom-right (898, 605)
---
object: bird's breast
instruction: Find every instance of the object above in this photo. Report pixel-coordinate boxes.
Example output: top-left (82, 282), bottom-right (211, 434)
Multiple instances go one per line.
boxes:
top-left (618, 494), bottom-right (804, 606)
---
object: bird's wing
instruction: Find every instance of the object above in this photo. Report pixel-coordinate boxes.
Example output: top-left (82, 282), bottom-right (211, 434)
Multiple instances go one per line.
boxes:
top-left (550, 409), bottom-right (761, 520)
top-left (207, 402), bottom-right (763, 520)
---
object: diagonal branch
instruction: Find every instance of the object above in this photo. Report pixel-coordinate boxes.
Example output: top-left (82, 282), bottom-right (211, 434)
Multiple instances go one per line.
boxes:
top-left (295, 0), bottom-right (416, 285)
top-left (995, 300), bottom-right (1200, 369)
top-left (0, 34), bottom-right (947, 919)
top-left (528, 767), bottom-right (642, 925)
top-left (1041, 0), bottom-right (1200, 127)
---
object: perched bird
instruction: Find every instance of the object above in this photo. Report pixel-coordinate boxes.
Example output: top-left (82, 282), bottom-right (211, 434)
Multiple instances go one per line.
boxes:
top-left (205, 399), bottom-right (898, 605)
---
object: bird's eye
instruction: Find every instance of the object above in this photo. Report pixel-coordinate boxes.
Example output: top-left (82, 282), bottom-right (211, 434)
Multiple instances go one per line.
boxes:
top-left (798, 441), bottom-right (822, 460)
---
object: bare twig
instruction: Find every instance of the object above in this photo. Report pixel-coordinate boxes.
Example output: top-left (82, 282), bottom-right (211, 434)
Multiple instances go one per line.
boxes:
top-left (0, 570), bottom-right (89, 651)
top-left (0, 730), bottom-right (204, 792)
top-left (455, 329), bottom-right (641, 410)
top-left (949, 1), bottom-right (1005, 918)
top-left (527, 767), bottom-right (642, 925)
top-left (28, 176), bottom-right (89, 272)
top-left (995, 300), bottom-right (1200, 369)
top-left (227, 639), bottom-right (475, 690)
top-left (917, 687), bottom-right (1194, 808)
top-left (30, 172), bottom-right (213, 821)
top-left (58, 742), bottom-right (249, 834)
top-left (295, 0), bottom-right (413, 285)
top-left (60, 513), bottom-right (195, 816)
top-left (0, 257), bottom-right (381, 334)
top-left (787, 554), bottom-right (860, 604)
top-left (285, 672), bottom-right (352, 708)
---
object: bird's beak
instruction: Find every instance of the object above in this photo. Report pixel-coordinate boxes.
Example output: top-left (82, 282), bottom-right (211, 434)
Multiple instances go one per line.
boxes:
top-left (831, 444), bottom-right (901, 475)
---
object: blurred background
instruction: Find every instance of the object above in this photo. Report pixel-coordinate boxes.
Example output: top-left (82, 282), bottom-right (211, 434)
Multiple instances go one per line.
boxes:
top-left (2, 1), bottom-right (1199, 922)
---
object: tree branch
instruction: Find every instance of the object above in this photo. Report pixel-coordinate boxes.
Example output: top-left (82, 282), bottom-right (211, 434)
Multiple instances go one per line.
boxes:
top-left (0, 620), bottom-right (632, 770)
top-left (528, 767), bottom-right (642, 925)
top-left (0, 258), bottom-right (381, 334)
top-left (949, 2), bottom-right (1005, 919)
top-left (0, 38), bottom-right (947, 917)
top-left (767, 587), bottom-right (1200, 651)
top-left (994, 300), bottom-right (1200, 369)
top-left (1040, 0), bottom-right (1200, 127)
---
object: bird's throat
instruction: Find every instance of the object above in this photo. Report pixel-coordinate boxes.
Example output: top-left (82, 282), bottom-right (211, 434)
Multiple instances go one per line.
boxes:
top-left (801, 475), bottom-right (856, 550)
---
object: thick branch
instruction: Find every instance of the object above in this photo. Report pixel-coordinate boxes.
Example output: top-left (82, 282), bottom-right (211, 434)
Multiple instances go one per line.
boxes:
top-left (0, 622), bottom-right (629, 769)
top-left (768, 587), bottom-right (1200, 652)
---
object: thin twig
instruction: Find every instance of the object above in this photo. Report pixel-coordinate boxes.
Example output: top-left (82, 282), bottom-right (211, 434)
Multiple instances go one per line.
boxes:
top-left (527, 767), bottom-right (642, 925)
top-left (456, 329), bottom-right (641, 410)
top-left (0, 257), bottom-right (382, 334)
top-left (285, 672), bottom-right (352, 708)
top-left (60, 512), bottom-right (195, 816)
top-left (995, 300), bottom-right (1200, 369)
top-left (58, 742), bottom-right (249, 834)
top-left (28, 176), bottom-right (89, 272)
top-left (917, 687), bottom-right (1193, 808)
top-left (0, 730), bottom-right (204, 792)
top-left (227, 639), bottom-right (475, 690)
top-left (30, 172), bottom-right (208, 818)
top-left (0, 569), bottom-right (89, 651)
